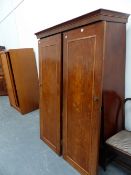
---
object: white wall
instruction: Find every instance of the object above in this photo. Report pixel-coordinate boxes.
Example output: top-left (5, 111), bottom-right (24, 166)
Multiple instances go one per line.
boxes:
top-left (0, 0), bottom-right (131, 130)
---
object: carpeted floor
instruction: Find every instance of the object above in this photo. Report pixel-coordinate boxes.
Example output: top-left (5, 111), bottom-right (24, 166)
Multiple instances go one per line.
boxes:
top-left (0, 96), bottom-right (130, 175)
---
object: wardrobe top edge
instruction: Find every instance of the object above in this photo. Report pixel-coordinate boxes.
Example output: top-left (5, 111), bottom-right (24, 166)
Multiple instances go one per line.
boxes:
top-left (35, 8), bottom-right (130, 39)
top-left (0, 48), bottom-right (34, 52)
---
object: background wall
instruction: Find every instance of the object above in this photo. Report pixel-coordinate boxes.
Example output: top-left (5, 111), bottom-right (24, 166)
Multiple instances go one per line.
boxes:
top-left (0, 0), bottom-right (131, 130)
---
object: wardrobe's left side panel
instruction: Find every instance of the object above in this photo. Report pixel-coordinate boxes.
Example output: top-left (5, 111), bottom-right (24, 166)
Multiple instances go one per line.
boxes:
top-left (1, 52), bottom-right (19, 109)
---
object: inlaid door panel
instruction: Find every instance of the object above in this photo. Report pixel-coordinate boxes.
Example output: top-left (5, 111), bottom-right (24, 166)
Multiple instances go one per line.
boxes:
top-left (63, 22), bottom-right (105, 175)
top-left (39, 34), bottom-right (61, 154)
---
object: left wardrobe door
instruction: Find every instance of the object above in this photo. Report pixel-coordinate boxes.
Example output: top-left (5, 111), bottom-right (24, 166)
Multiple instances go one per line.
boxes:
top-left (39, 34), bottom-right (62, 155)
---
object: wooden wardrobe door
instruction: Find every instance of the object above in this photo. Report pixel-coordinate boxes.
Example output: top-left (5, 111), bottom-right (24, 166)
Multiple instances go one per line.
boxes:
top-left (63, 22), bottom-right (105, 175)
top-left (39, 34), bottom-right (61, 154)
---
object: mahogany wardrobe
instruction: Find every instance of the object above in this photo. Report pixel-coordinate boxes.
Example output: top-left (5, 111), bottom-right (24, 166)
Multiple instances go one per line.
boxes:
top-left (35, 9), bottom-right (129, 175)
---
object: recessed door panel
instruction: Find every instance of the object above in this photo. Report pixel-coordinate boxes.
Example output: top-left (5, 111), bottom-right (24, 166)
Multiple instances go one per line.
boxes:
top-left (39, 34), bottom-right (61, 154)
top-left (63, 22), bottom-right (104, 175)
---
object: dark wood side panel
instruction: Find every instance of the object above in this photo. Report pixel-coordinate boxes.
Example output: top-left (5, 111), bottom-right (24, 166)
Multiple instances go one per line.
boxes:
top-left (102, 22), bottom-right (126, 141)
top-left (63, 22), bottom-right (105, 175)
top-left (0, 76), bottom-right (7, 96)
top-left (0, 54), bottom-right (7, 95)
top-left (1, 52), bottom-right (18, 107)
top-left (9, 49), bottom-right (39, 114)
top-left (0, 48), bottom-right (7, 96)
top-left (39, 34), bottom-right (61, 154)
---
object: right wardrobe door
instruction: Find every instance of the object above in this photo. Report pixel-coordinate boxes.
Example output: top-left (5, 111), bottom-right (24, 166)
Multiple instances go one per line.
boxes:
top-left (63, 22), bottom-right (105, 175)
